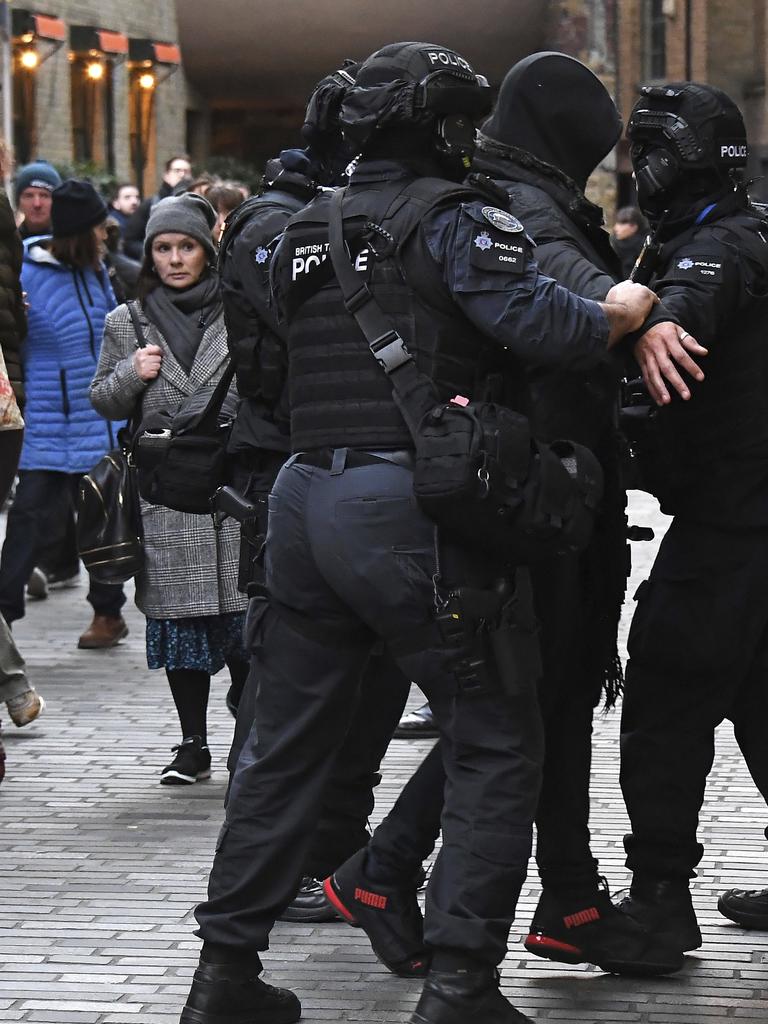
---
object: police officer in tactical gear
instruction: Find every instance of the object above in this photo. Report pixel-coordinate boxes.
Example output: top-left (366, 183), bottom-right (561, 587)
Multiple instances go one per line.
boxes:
top-left (327, 51), bottom-right (686, 981)
top-left (179, 42), bottom-right (655, 1024)
top-left (220, 65), bottom-right (414, 925)
top-left (616, 82), bottom-right (768, 960)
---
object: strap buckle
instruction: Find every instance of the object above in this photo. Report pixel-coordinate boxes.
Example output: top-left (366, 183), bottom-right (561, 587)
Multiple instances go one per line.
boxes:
top-left (370, 330), bottom-right (412, 374)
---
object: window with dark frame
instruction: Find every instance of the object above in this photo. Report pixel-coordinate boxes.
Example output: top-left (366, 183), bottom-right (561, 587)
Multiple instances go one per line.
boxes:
top-left (643, 0), bottom-right (667, 81)
top-left (70, 56), bottom-right (116, 172)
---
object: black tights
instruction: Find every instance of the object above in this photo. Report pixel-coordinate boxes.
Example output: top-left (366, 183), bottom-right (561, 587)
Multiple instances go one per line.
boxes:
top-left (166, 658), bottom-right (250, 743)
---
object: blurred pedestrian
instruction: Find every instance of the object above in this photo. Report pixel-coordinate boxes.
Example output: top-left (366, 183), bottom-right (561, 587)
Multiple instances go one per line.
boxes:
top-left (0, 142), bottom-right (44, 749)
top-left (0, 179), bottom-right (128, 648)
top-left (90, 193), bottom-right (248, 785)
top-left (206, 182), bottom-right (244, 244)
top-left (123, 154), bottom-right (192, 260)
top-left (109, 182), bottom-right (140, 238)
top-left (611, 205), bottom-right (647, 278)
top-left (14, 160), bottom-right (61, 239)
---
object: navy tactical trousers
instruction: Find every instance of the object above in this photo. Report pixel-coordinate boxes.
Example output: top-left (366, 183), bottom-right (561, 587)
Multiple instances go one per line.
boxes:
top-left (621, 518), bottom-right (768, 879)
top-left (0, 470), bottom-right (125, 623)
top-left (195, 454), bottom-right (544, 966)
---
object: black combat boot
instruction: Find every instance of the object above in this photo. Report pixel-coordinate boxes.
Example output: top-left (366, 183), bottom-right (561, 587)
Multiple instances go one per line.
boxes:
top-left (179, 959), bottom-right (301, 1024)
top-left (323, 847), bottom-right (430, 976)
top-left (616, 876), bottom-right (702, 952)
top-left (524, 883), bottom-right (684, 975)
top-left (411, 967), bottom-right (532, 1024)
top-left (279, 876), bottom-right (338, 923)
top-left (718, 887), bottom-right (768, 929)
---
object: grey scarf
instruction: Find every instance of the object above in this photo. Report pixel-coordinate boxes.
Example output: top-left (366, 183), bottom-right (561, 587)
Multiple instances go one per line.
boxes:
top-left (144, 274), bottom-right (222, 373)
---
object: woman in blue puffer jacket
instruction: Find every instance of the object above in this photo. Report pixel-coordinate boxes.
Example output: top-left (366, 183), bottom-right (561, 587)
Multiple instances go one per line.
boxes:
top-left (0, 180), bottom-right (127, 647)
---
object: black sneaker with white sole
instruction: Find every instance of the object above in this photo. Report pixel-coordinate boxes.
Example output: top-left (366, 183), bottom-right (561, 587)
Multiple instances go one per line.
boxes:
top-left (161, 736), bottom-right (211, 785)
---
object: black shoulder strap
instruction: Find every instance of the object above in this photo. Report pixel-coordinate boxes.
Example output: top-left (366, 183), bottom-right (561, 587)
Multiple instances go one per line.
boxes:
top-left (127, 300), bottom-right (148, 349)
top-left (327, 187), bottom-right (437, 438)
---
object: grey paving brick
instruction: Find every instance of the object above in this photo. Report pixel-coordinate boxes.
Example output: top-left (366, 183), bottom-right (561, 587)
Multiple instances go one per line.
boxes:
top-left (2, 493), bottom-right (768, 1021)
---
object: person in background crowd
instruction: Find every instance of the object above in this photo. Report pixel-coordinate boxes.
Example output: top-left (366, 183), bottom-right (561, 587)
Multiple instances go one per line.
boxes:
top-left (103, 217), bottom-right (141, 302)
top-left (90, 194), bottom-right (249, 786)
top-left (123, 154), bottom-right (193, 260)
top-left (188, 174), bottom-right (218, 198)
top-left (0, 137), bottom-right (45, 762)
top-left (611, 205), bottom-right (647, 278)
top-left (206, 182), bottom-right (245, 244)
top-left (109, 183), bottom-right (141, 238)
top-left (0, 179), bottom-right (128, 649)
top-left (14, 160), bottom-right (61, 240)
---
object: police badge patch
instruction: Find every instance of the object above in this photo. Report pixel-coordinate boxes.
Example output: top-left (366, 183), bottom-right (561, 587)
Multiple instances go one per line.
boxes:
top-left (482, 207), bottom-right (524, 233)
top-left (253, 246), bottom-right (270, 265)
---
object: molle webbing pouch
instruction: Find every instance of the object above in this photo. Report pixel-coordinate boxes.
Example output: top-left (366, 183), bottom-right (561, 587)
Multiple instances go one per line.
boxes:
top-left (327, 185), bottom-right (604, 565)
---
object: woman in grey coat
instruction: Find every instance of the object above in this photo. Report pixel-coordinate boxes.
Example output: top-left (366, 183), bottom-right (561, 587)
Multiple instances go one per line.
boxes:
top-left (91, 193), bottom-right (248, 785)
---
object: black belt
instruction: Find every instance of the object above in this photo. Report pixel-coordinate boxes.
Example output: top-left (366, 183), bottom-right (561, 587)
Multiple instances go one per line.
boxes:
top-left (295, 447), bottom-right (414, 472)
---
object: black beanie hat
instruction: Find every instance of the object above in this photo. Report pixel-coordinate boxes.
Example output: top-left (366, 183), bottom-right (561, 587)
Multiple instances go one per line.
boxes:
top-left (51, 179), bottom-right (108, 238)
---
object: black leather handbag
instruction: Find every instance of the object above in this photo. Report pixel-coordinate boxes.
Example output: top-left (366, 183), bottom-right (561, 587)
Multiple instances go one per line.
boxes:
top-left (77, 302), bottom-right (147, 583)
top-left (327, 188), bottom-right (604, 564)
top-left (132, 360), bottom-right (237, 514)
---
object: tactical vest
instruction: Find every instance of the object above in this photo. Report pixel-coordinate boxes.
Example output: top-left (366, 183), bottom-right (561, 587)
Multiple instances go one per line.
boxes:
top-left (273, 175), bottom-right (509, 452)
top-left (653, 208), bottom-right (768, 518)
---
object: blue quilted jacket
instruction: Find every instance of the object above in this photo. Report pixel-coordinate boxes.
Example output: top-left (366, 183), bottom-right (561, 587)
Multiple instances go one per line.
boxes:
top-left (19, 238), bottom-right (118, 473)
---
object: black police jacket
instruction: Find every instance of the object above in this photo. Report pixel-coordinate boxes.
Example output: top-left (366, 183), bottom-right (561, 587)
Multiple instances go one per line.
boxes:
top-left (219, 176), bottom-right (316, 458)
top-left (271, 159), bottom-right (609, 453)
top-left (474, 151), bottom-right (621, 451)
top-left (645, 194), bottom-right (768, 526)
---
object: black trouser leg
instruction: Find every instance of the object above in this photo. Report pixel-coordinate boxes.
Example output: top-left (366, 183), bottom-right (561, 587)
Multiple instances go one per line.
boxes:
top-left (365, 742), bottom-right (445, 883)
top-left (167, 669), bottom-right (211, 743)
top-left (198, 608), bottom-right (371, 949)
top-left (0, 470), bottom-right (62, 623)
top-left (621, 519), bottom-right (768, 880)
top-left (306, 645), bottom-right (411, 879)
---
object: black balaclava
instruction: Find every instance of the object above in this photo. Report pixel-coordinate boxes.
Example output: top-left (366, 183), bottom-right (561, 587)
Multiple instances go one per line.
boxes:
top-left (480, 51), bottom-right (622, 191)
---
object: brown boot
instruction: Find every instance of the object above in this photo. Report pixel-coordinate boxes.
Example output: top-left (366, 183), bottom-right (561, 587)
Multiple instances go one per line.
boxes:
top-left (77, 615), bottom-right (129, 649)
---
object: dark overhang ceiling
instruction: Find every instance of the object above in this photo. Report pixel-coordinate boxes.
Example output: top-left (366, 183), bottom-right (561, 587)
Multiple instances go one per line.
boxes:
top-left (178, 0), bottom-right (550, 106)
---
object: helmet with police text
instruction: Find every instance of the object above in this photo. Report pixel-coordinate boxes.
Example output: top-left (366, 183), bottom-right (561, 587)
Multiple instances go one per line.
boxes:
top-left (628, 82), bottom-right (747, 210)
top-left (339, 41), bottom-right (492, 166)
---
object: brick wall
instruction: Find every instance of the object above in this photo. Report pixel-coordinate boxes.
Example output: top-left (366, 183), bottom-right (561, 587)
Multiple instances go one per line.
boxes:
top-left (13, 0), bottom-right (186, 193)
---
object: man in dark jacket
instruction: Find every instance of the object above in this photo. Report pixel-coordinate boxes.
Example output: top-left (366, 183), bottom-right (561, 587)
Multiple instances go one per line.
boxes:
top-left (123, 155), bottom-right (192, 260)
top-left (615, 82), bottom-right (768, 960)
top-left (326, 51), bottom-right (698, 980)
top-left (221, 65), bottom-right (414, 925)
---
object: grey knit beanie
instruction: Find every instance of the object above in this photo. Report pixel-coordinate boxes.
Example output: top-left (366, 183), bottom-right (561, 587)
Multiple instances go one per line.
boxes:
top-left (144, 193), bottom-right (217, 263)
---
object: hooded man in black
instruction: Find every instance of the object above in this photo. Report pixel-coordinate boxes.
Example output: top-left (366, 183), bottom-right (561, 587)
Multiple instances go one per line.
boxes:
top-left (327, 52), bottom-right (694, 980)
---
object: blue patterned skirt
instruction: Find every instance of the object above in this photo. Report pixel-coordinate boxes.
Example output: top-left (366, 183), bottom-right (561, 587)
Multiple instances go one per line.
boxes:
top-left (146, 612), bottom-right (246, 673)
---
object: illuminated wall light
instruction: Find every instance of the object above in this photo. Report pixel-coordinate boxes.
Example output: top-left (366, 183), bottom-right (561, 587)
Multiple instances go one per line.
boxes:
top-left (86, 61), bottom-right (105, 80)
top-left (19, 49), bottom-right (39, 70)
top-left (138, 72), bottom-right (156, 90)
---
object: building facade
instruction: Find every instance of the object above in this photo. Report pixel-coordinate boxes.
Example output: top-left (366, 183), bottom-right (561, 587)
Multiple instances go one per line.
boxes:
top-left (6, 0), bottom-right (187, 195)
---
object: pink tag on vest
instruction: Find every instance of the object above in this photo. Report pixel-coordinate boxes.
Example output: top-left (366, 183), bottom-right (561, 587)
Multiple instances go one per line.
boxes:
top-left (450, 395), bottom-right (470, 407)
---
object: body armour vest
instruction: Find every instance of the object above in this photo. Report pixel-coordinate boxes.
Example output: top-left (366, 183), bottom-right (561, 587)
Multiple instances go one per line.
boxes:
top-left (653, 207), bottom-right (768, 524)
top-left (272, 175), bottom-right (507, 452)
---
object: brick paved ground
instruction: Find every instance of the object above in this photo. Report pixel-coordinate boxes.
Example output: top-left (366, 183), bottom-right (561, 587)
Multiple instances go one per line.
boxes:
top-left (2, 492), bottom-right (768, 1023)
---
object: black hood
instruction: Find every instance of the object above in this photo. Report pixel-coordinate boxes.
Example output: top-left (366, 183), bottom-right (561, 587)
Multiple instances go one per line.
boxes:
top-left (480, 52), bottom-right (622, 190)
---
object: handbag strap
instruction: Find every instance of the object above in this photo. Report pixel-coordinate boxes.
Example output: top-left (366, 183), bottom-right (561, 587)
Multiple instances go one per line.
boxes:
top-left (327, 186), bottom-right (437, 438)
top-left (127, 300), bottom-right (148, 349)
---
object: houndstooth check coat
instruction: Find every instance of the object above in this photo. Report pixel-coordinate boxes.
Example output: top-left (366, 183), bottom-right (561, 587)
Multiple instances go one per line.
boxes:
top-left (90, 301), bottom-right (247, 620)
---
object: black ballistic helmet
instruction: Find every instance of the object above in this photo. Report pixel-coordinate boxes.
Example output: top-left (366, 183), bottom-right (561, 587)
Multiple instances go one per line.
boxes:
top-left (302, 59), bottom-right (360, 184)
top-left (628, 82), bottom-right (747, 209)
top-left (339, 41), bottom-right (492, 153)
